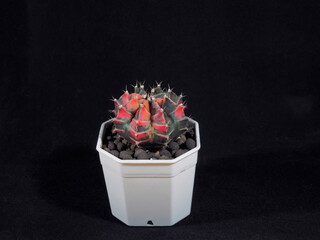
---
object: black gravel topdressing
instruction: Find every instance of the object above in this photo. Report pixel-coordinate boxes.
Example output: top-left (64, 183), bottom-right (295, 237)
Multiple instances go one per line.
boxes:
top-left (101, 124), bottom-right (197, 160)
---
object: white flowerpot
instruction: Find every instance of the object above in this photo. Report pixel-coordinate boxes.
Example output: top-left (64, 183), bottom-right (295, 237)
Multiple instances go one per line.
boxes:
top-left (96, 118), bottom-right (201, 226)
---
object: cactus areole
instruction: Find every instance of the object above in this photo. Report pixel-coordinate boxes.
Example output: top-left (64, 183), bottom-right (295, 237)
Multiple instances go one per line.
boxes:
top-left (112, 83), bottom-right (192, 149)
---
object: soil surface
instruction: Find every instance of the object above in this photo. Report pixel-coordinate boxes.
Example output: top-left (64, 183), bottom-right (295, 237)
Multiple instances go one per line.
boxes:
top-left (102, 125), bottom-right (197, 160)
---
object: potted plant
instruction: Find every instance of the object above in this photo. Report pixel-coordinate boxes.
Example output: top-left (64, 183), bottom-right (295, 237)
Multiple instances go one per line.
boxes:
top-left (96, 82), bottom-right (201, 226)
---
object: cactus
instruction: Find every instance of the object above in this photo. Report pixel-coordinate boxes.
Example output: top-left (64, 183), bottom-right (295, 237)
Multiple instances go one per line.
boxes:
top-left (112, 83), bottom-right (191, 149)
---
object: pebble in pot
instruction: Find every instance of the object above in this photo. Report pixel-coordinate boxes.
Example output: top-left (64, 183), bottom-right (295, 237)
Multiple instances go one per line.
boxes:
top-left (136, 150), bottom-right (149, 159)
top-left (107, 136), bottom-right (112, 140)
top-left (108, 141), bottom-right (116, 150)
top-left (160, 149), bottom-right (172, 158)
top-left (134, 148), bottom-right (146, 158)
top-left (176, 135), bottom-right (186, 145)
top-left (120, 150), bottom-right (133, 159)
top-left (117, 142), bottom-right (125, 151)
top-left (168, 141), bottom-right (179, 151)
top-left (175, 149), bottom-right (188, 158)
top-left (186, 138), bottom-right (196, 150)
top-left (111, 150), bottom-right (119, 158)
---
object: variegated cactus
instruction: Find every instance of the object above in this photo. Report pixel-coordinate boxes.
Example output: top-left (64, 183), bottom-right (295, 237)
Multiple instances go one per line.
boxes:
top-left (112, 83), bottom-right (191, 149)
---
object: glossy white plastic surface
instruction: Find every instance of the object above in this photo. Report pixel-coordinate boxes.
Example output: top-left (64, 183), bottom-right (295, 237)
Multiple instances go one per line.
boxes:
top-left (96, 118), bottom-right (201, 226)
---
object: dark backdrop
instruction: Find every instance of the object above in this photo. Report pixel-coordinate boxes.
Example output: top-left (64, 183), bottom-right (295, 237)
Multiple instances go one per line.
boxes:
top-left (1, 0), bottom-right (320, 239)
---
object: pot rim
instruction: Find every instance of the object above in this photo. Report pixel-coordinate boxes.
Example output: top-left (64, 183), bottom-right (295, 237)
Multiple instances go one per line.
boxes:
top-left (96, 117), bottom-right (200, 165)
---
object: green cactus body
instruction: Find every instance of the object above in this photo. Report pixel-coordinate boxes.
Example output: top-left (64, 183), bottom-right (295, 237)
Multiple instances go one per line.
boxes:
top-left (112, 83), bottom-right (191, 149)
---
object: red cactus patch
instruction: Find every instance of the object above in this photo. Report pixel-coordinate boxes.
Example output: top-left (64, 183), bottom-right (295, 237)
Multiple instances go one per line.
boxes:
top-left (125, 98), bottom-right (140, 112)
top-left (116, 107), bottom-right (132, 120)
top-left (174, 104), bottom-right (186, 118)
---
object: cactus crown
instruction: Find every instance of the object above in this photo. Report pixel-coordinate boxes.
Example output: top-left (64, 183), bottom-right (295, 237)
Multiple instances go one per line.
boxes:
top-left (112, 82), bottom-right (191, 149)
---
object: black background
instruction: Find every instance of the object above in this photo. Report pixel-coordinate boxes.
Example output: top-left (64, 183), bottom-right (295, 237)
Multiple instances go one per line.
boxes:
top-left (2, 0), bottom-right (320, 239)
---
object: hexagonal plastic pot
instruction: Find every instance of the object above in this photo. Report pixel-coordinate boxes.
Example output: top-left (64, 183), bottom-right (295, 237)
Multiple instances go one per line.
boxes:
top-left (96, 118), bottom-right (201, 226)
